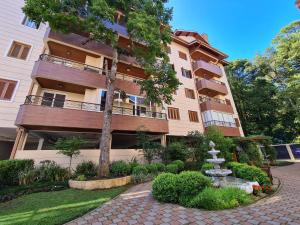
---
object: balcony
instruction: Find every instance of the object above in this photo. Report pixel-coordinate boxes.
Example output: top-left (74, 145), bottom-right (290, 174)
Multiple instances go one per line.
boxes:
top-left (203, 121), bottom-right (240, 137)
top-left (15, 95), bottom-right (168, 134)
top-left (196, 79), bottom-right (228, 97)
top-left (199, 96), bottom-right (234, 114)
top-left (193, 60), bottom-right (222, 78)
top-left (32, 54), bottom-right (142, 96)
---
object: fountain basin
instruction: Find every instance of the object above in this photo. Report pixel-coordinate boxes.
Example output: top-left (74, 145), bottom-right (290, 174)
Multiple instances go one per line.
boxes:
top-left (207, 158), bottom-right (225, 164)
top-left (206, 169), bottom-right (232, 177)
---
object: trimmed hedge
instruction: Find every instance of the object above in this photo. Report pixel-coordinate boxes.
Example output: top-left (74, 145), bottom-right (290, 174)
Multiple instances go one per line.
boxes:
top-left (200, 163), bottom-right (214, 175)
top-left (176, 171), bottom-right (212, 206)
top-left (165, 164), bottom-right (178, 174)
top-left (189, 187), bottom-right (252, 210)
top-left (171, 160), bottom-right (184, 172)
top-left (0, 160), bottom-right (34, 186)
top-left (152, 173), bottom-right (178, 203)
top-left (227, 162), bottom-right (271, 185)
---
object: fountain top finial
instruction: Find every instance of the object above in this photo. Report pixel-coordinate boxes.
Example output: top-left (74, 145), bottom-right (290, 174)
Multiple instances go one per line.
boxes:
top-left (209, 141), bottom-right (215, 148)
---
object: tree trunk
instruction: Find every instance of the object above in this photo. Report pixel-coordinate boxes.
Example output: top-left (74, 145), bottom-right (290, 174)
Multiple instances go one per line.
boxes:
top-left (98, 49), bottom-right (118, 177)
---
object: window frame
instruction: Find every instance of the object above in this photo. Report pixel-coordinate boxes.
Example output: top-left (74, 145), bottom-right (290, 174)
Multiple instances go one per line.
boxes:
top-left (188, 110), bottom-right (199, 123)
top-left (6, 40), bottom-right (32, 61)
top-left (167, 107), bottom-right (180, 120)
top-left (41, 90), bottom-right (68, 108)
top-left (0, 77), bottom-right (20, 102)
top-left (178, 51), bottom-right (187, 60)
top-left (21, 15), bottom-right (40, 29)
top-left (185, 88), bottom-right (195, 99)
top-left (181, 68), bottom-right (192, 79)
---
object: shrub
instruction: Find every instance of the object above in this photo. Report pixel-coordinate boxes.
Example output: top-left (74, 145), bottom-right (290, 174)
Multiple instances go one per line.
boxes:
top-left (75, 175), bottom-right (86, 181)
top-left (18, 169), bottom-right (38, 185)
top-left (176, 171), bottom-right (212, 206)
top-left (189, 187), bottom-right (252, 210)
top-left (0, 159), bottom-right (34, 186)
top-left (227, 162), bottom-right (271, 186)
top-left (152, 173), bottom-right (178, 203)
top-left (36, 161), bottom-right (68, 182)
top-left (239, 152), bottom-right (250, 164)
top-left (75, 161), bottom-right (97, 178)
top-left (145, 164), bottom-right (158, 174)
top-left (184, 161), bottom-right (202, 171)
top-left (128, 158), bottom-right (139, 173)
top-left (200, 163), bottom-right (214, 175)
top-left (165, 164), bottom-right (178, 174)
top-left (109, 161), bottom-right (131, 177)
top-left (152, 163), bottom-right (165, 172)
top-left (132, 165), bottom-right (150, 184)
top-left (166, 142), bottom-right (189, 162)
top-left (171, 160), bottom-right (184, 172)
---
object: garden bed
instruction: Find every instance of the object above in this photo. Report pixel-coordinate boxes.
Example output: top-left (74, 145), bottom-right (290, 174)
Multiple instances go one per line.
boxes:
top-left (69, 175), bottom-right (132, 190)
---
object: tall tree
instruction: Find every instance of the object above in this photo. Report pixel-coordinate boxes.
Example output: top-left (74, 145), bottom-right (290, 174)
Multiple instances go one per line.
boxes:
top-left (226, 20), bottom-right (300, 143)
top-left (23, 0), bottom-right (180, 177)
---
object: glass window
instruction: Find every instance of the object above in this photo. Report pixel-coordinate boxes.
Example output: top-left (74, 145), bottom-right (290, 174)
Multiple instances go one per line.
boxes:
top-left (7, 41), bottom-right (31, 60)
top-left (22, 16), bottom-right (39, 29)
top-left (0, 78), bottom-right (18, 101)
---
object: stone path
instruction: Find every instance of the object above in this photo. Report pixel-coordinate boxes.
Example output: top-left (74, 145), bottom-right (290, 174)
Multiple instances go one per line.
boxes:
top-left (67, 163), bottom-right (300, 225)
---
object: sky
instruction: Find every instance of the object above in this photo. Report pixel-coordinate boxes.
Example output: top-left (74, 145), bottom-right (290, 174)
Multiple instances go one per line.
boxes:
top-left (167, 0), bottom-right (299, 61)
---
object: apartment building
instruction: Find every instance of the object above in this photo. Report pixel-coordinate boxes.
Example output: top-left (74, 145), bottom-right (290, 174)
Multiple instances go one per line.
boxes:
top-left (0, 0), bottom-right (47, 159)
top-left (8, 10), bottom-right (243, 166)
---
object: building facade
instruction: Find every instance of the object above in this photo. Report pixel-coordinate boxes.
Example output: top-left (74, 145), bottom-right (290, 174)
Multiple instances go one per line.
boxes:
top-left (5, 7), bottom-right (243, 166)
top-left (0, 0), bottom-right (47, 159)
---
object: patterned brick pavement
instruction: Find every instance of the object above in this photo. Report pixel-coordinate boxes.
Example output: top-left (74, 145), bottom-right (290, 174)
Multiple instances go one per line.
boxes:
top-left (67, 163), bottom-right (300, 225)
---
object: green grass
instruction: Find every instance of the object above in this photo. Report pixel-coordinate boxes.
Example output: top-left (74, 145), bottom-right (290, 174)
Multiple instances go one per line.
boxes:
top-left (0, 187), bottom-right (127, 225)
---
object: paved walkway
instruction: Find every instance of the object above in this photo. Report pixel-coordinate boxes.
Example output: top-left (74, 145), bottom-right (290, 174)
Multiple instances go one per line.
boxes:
top-left (67, 163), bottom-right (300, 225)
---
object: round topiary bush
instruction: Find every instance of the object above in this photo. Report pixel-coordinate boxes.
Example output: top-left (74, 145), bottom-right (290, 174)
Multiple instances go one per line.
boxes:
top-left (165, 164), bottom-right (178, 174)
top-left (176, 171), bottom-right (212, 206)
top-left (171, 160), bottom-right (184, 172)
top-left (109, 161), bottom-right (131, 177)
top-left (152, 173), bottom-right (178, 203)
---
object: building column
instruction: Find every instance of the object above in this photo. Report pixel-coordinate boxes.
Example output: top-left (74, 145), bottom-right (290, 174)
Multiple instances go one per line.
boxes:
top-left (161, 134), bottom-right (167, 147)
top-left (10, 128), bottom-right (27, 159)
top-left (37, 138), bottom-right (44, 150)
top-left (286, 144), bottom-right (295, 161)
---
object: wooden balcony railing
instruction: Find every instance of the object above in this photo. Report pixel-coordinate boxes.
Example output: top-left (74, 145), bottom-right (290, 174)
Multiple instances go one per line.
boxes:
top-left (24, 95), bottom-right (166, 120)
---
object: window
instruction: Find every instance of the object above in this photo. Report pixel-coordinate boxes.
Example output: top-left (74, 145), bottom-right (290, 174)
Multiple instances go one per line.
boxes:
top-left (7, 41), bottom-right (31, 60)
top-left (185, 88), bottom-right (195, 99)
top-left (41, 92), bottom-right (66, 108)
top-left (178, 51), bottom-right (187, 60)
top-left (181, 68), bottom-right (192, 79)
top-left (188, 111), bottom-right (199, 122)
top-left (168, 107), bottom-right (180, 120)
top-left (22, 16), bottom-right (39, 29)
top-left (0, 78), bottom-right (18, 101)
top-left (202, 110), bottom-right (236, 127)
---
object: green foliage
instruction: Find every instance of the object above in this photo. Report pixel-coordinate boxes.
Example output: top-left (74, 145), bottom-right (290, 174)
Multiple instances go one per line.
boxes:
top-left (186, 131), bottom-right (208, 164)
top-left (75, 175), bottom-right (86, 181)
top-left (145, 164), bottom-right (158, 174)
top-left (137, 131), bottom-right (163, 163)
top-left (132, 165), bottom-right (150, 183)
top-left (189, 187), bottom-right (252, 210)
top-left (152, 163), bottom-right (165, 172)
top-left (184, 161), bottom-right (202, 171)
top-left (200, 163), bottom-right (214, 175)
top-left (239, 152), bottom-right (250, 164)
top-left (128, 158), bottom-right (140, 173)
top-left (0, 160), bottom-right (34, 186)
top-left (166, 142), bottom-right (189, 162)
top-left (75, 161), bottom-right (97, 178)
top-left (227, 162), bottom-right (271, 186)
top-left (109, 161), bottom-right (131, 177)
top-left (152, 173), bottom-right (178, 203)
top-left (55, 137), bottom-right (85, 174)
top-left (176, 171), bottom-right (212, 206)
top-left (165, 164), bottom-right (178, 174)
top-left (226, 20), bottom-right (300, 143)
top-left (170, 160), bottom-right (185, 172)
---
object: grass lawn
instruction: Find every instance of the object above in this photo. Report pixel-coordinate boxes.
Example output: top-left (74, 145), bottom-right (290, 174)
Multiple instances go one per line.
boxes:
top-left (0, 187), bottom-right (127, 225)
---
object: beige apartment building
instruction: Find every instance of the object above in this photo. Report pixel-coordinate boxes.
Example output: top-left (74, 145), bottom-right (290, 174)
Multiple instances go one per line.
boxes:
top-left (0, 0), bottom-right (47, 159)
top-left (1, 5), bottom-right (243, 166)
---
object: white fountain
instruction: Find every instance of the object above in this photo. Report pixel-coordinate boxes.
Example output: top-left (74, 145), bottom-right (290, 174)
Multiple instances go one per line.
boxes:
top-left (206, 141), bottom-right (232, 177)
top-left (205, 141), bottom-right (258, 194)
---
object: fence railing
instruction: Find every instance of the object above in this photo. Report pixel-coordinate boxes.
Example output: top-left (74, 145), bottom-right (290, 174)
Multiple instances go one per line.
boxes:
top-left (24, 95), bottom-right (166, 120)
top-left (199, 96), bottom-right (227, 105)
top-left (39, 54), bottom-right (144, 83)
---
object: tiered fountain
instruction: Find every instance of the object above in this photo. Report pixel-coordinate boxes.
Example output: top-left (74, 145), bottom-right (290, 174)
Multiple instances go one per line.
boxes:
top-left (205, 141), bottom-right (258, 193)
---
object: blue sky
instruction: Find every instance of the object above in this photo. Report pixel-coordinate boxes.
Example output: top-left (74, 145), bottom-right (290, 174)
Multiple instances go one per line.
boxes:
top-left (167, 0), bottom-right (299, 60)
